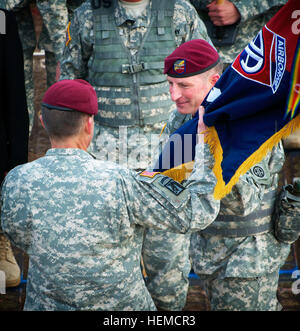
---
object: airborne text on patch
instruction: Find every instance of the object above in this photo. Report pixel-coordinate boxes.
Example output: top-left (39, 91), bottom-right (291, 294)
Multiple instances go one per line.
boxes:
top-left (232, 27), bottom-right (286, 94)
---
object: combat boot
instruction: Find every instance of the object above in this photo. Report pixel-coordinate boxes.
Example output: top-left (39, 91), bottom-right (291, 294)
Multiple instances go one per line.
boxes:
top-left (283, 129), bottom-right (300, 150)
top-left (0, 233), bottom-right (21, 287)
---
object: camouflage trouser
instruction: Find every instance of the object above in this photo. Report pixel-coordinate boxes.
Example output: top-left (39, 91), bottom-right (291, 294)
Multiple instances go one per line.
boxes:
top-left (24, 49), bottom-right (56, 132)
top-left (23, 48), bottom-right (35, 133)
top-left (14, 6), bottom-right (57, 135)
top-left (198, 269), bottom-right (282, 311)
top-left (23, 48), bottom-right (55, 159)
top-left (142, 229), bottom-right (191, 310)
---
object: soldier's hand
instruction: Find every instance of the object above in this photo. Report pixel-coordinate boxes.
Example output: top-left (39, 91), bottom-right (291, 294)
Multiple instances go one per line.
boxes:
top-left (207, 0), bottom-right (241, 26)
top-left (197, 106), bottom-right (207, 144)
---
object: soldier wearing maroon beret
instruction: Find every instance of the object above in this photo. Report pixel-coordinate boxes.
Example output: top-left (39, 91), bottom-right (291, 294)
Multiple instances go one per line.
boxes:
top-left (40, 79), bottom-right (98, 149)
top-left (163, 39), bottom-right (223, 115)
top-left (144, 37), bottom-right (291, 311)
top-left (0, 78), bottom-right (219, 310)
top-left (42, 79), bottom-right (98, 116)
top-left (164, 39), bottom-right (221, 78)
top-left (142, 39), bottom-right (224, 311)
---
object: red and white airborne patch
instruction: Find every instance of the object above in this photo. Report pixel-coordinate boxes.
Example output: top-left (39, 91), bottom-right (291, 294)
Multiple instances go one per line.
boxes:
top-left (232, 26), bottom-right (286, 94)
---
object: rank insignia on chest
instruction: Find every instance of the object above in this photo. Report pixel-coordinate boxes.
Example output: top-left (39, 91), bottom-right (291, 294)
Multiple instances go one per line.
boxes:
top-left (66, 22), bottom-right (72, 46)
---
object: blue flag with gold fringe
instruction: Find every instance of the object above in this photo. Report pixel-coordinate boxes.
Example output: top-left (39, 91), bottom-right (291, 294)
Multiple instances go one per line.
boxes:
top-left (154, 0), bottom-right (300, 200)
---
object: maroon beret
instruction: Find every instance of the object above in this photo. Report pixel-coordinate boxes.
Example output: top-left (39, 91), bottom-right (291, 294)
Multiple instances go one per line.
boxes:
top-left (164, 39), bottom-right (220, 78)
top-left (42, 79), bottom-right (98, 115)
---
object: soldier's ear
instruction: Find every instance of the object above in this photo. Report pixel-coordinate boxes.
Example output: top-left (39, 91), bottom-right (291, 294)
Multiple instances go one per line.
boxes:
top-left (209, 73), bottom-right (220, 87)
top-left (84, 115), bottom-right (94, 135)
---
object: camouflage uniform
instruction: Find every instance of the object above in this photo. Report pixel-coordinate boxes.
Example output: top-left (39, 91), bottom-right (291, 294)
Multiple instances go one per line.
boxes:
top-left (0, 145), bottom-right (219, 311)
top-left (60, 1), bottom-right (212, 310)
top-left (60, 0), bottom-right (211, 169)
top-left (6, 0), bottom-right (84, 132)
top-left (142, 111), bottom-right (193, 310)
top-left (157, 110), bottom-right (291, 310)
top-left (189, 0), bottom-right (287, 65)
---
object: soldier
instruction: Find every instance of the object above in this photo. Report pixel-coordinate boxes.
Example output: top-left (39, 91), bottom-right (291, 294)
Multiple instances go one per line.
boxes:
top-left (60, 0), bottom-right (213, 310)
top-left (189, 0), bottom-right (287, 67)
top-left (0, 8), bottom-right (29, 290)
top-left (142, 39), bottom-right (223, 311)
top-left (5, 0), bottom-right (84, 134)
top-left (60, 0), bottom-right (212, 169)
top-left (153, 39), bottom-right (291, 311)
top-left (5, 1), bottom-right (65, 133)
top-left (0, 79), bottom-right (219, 310)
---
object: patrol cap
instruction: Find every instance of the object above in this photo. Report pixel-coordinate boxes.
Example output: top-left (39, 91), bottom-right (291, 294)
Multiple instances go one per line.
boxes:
top-left (42, 79), bottom-right (98, 115)
top-left (164, 39), bottom-right (220, 78)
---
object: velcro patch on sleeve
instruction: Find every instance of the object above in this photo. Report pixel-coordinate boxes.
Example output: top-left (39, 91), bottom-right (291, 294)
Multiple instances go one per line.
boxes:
top-left (138, 173), bottom-right (190, 208)
top-left (158, 176), bottom-right (185, 196)
top-left (152, 176), bottom-right (190, 209)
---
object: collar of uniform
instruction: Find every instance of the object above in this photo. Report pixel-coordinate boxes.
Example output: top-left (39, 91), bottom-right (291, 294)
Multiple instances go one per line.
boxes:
top-left (115, 0), bottom-right (151, 28)
top-left (45, 148), bottom-right (94, 160)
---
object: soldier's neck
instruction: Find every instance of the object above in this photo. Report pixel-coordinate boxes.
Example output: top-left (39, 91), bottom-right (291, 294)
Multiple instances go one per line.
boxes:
top-left (50, 136), bottom-right (89, 151)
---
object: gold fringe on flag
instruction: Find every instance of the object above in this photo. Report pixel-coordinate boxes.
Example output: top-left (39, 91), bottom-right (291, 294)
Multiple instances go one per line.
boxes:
top-left (162, 161), bottom-right (194, 183)
top-left (206, 114), bottom-right (300, 200)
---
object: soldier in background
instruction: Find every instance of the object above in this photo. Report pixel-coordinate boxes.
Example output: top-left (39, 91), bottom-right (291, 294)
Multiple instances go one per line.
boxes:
top-left (189, 0), bottom-right (287, 67)
top-left (6, 0), bottom-right (67, 133)
top-left (5, 0), bottom-right (84, 160)
top-left (0, 79), bottom-right (219, 310)
top-left (60, 0), bottom-right (212, 169)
